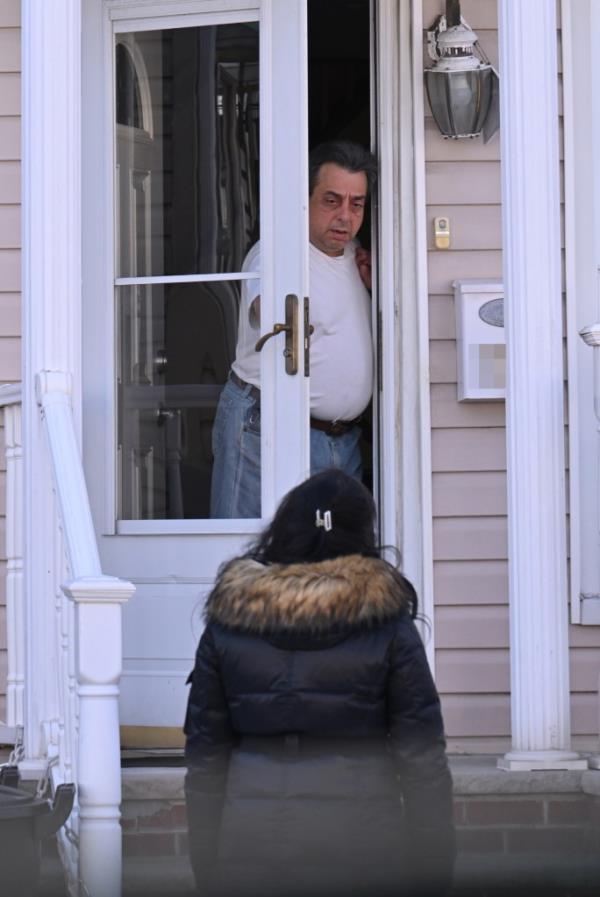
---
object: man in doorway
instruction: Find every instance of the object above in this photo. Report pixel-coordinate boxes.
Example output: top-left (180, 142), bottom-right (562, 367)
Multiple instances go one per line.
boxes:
top-left (211, 140), bottom-right (377, 518)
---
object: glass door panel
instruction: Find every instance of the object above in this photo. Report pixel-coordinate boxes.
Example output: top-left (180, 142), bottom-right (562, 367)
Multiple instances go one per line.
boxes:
top-left (116, 24), bottom-right (259, 277)
top-left (117, 279), bottom-right (252, 519)
top-left (115, 20), bottom-right (261, 519)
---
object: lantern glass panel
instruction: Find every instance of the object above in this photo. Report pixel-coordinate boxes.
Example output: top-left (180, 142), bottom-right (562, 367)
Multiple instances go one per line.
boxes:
top-left (426, 67), bottom-right (493, 137)
top-left (425, 71), bottom-right (453, 134)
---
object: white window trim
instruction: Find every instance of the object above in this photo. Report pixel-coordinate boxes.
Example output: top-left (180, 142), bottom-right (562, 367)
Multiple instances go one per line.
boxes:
top-left (117, 518), bottom-right (263, 534)
top-left (106, 0), bottom-right (259, 21)
top-left (113, 10), bottom-right (258, 33)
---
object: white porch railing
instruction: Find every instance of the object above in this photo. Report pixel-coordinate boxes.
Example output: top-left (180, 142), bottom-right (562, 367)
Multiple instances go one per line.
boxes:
top-left (0, 384), bottom-right (24, 741)
top-left (2, 375), bottom-right (135, 897)
top-left (36, 372), bottom-right (135, 897)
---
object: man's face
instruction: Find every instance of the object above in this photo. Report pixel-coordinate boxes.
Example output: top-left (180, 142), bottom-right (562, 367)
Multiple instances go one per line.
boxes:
top-left (308, 163), bottom-right (368, 256)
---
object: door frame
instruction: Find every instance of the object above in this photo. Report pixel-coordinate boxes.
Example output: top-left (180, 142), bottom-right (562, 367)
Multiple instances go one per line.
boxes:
top-left (81, 0), bottom-right (435, 648)
top-left (376, 0), bottom-right (434, 663)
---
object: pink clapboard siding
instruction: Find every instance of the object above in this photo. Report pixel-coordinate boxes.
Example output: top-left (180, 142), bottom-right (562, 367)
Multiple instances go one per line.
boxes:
top-left (425, 0), bottom-right (599, 753)
top-left (424, 0), bottom-right (508, 752)
top-left (0, 0), bottom-right (20, 719)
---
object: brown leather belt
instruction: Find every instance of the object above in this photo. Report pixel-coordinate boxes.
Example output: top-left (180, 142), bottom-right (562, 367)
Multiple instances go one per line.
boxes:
top-left (309, 416), bottom-right (361, 437)
top-left (229, 369), bottom-right (261, 403)
top-left (229, 370), bottom-right (360, 437)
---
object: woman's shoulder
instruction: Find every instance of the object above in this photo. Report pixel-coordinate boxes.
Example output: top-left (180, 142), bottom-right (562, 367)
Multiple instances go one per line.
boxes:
top-left (204, 554), bottom-right (416, 638)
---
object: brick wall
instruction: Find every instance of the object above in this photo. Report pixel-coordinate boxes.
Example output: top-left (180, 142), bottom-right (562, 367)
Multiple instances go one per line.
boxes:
top-left (121, 793), bottom-right (600, 895)
top-left (122, 800), bottom-right (189, 859)
top-left (455, 793), bottom-right (595, 853)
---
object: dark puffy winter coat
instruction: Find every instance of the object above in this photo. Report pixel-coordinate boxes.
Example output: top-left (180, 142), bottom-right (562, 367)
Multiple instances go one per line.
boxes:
top-left (184, 554), bottom-right (455, 897)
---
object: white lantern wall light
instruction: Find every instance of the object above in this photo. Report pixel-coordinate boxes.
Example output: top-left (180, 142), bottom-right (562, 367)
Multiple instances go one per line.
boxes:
top-left (425, 0), bottom-right (500, 141)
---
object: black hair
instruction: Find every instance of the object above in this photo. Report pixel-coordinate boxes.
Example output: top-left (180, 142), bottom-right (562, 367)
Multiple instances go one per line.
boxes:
top-left (246, 469), bottom-right (418, 618)
top-left (308, 141), bottom-right (378, 196)
top-left (248, 469), bottom-right (376, 564)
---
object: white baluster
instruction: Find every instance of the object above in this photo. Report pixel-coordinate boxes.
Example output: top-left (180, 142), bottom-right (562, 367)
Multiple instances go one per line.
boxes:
top-left (0, 388), bottom-right (24, 732)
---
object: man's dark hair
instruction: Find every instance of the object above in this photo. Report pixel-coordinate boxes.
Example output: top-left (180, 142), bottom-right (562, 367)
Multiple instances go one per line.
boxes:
top-left (308, 141), bottom-right (377, 196)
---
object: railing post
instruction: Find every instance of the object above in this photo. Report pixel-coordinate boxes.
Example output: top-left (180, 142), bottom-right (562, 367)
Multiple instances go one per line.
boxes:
top-left (63, 578), bottom-right (135, 897)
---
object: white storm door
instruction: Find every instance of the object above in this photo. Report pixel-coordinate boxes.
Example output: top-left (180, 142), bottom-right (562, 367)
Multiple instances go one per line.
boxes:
top-left (82, 0), bottom-right (309, 732)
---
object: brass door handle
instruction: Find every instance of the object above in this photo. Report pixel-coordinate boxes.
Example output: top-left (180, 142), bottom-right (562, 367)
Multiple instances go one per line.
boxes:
top-left (255, 294), bottom-right (299, 374)
top-left (254, 323), bottom-right (289, 352)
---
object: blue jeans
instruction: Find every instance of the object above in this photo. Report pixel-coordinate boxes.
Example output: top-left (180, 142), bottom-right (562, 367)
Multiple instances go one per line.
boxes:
top-left (210, 377), bottom-right (363, 518)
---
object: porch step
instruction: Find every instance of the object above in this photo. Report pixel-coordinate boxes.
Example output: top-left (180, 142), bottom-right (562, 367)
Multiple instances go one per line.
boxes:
top-left (121, 754), bottom-right (600, 799)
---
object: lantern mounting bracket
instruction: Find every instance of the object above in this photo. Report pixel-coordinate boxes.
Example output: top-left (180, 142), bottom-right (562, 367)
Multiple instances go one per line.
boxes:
top-left (426, 13), bottom-right (491, 68)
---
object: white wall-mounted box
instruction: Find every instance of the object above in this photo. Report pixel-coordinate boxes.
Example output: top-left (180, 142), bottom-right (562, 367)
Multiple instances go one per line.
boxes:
top-left (454, 279), bottom-right (505, 402)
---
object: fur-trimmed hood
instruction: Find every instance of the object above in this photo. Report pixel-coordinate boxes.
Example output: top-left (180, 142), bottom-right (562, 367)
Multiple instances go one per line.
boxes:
top-left (204, 554), bottom-right (413, 640)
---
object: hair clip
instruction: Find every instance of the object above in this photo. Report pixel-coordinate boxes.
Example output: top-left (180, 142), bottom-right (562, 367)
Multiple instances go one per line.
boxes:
top-left (315, 509), bottom-right (333, 532)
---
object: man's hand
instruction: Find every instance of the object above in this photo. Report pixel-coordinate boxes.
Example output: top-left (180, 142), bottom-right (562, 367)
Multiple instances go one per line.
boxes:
top-left (355, 247), bottom-right (372, 291)
top-left (249, 296), bottom-right (261, 329)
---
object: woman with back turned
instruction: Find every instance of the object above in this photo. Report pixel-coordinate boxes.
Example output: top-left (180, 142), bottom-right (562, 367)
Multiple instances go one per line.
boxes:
top-left (184, 469), bottom-right (455, 897)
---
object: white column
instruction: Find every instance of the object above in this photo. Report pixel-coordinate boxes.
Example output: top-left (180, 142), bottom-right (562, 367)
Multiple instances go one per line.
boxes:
top-left (21, 0), bottom-right (81, 769)
top-left (21, 5), bottom-right (135, 893)
top-left (498, 0), bottom-right (585, 770)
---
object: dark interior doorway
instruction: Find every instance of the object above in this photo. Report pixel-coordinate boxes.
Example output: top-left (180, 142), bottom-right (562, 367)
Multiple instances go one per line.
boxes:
top-left (308, 0), bottom-right (374, 490)
top-left (308, 0), bottom-right (371, 246)
top-left (308, 0), bottom-right (371, 146)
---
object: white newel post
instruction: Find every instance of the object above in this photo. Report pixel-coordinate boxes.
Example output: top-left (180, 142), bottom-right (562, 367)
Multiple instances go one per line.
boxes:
top-left (0, 386), bottom-right (24, 732)
top-left (63, 579), bottom-right (135, 897)
top-left (498, 0), bottom-right (585, 770)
